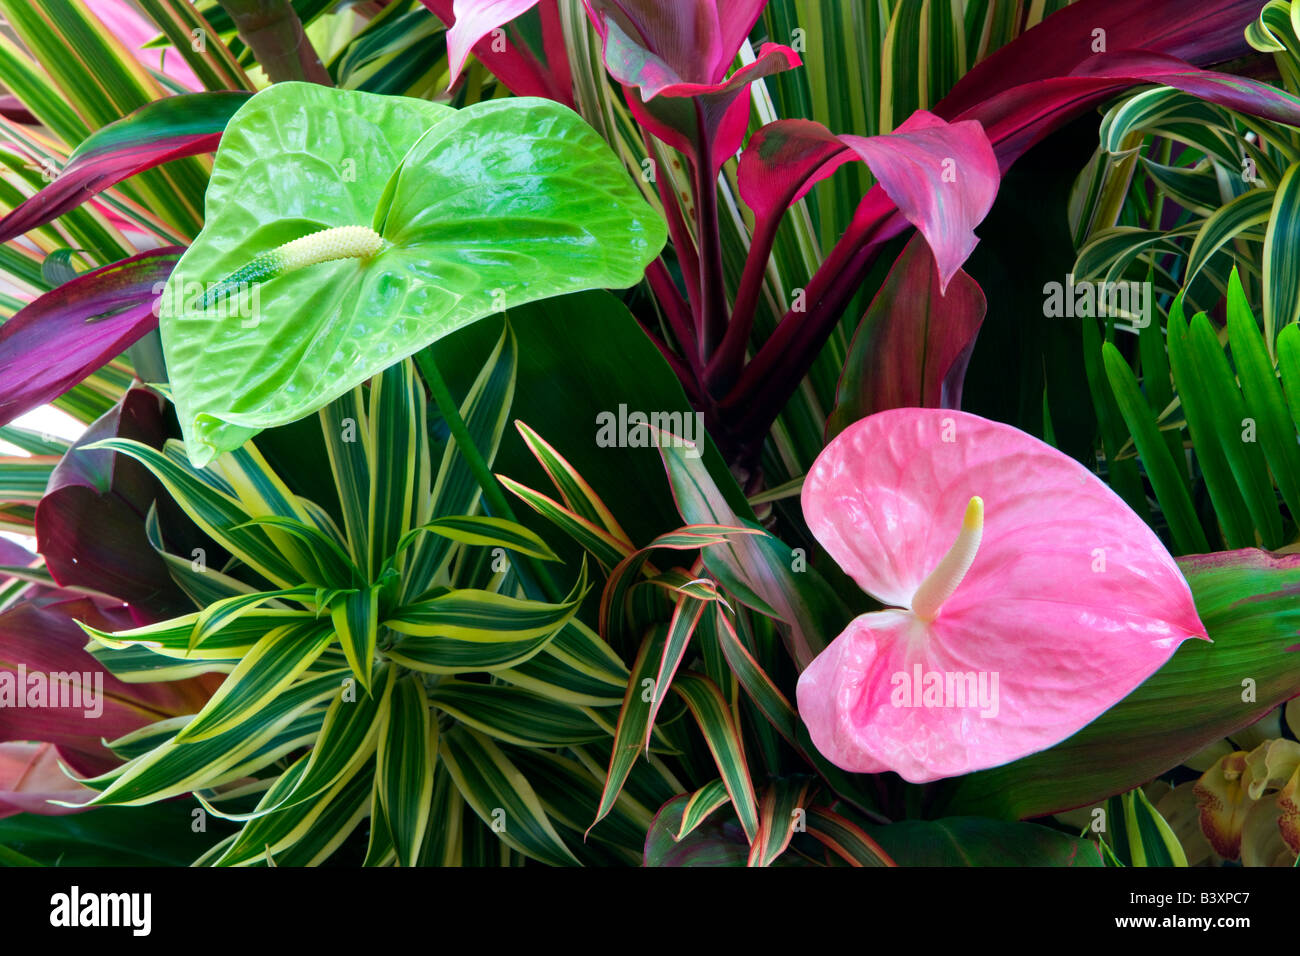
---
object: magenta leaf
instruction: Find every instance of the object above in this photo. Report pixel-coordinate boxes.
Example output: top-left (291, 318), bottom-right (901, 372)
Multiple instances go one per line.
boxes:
top-left (738, 111), bottom-right (998, 295)
top-left (0, 92), bottom-right (247, 244)
top-left (424, 0), bottom-right (574, 104)
top-left (0, 247), bottom-right (182, 429)
top-left (444, 0), bottom-right (541, 82)
top-left (946, 51), bottom-right (1300, 174)
top-left (0, 742), bottom-right (93, 818)
top-left (35, 389), bottom-right (194, 622)
top-left (935, 0), bottom-right (1278, 120)
top-left (827, 233), bottom-right (986, 438)
top-left (0, 597), bottom-right (211, 776)
top-left (798, 408), bottom-right (1206, 783)
top-left (585, 0), bottom-right (771, 89)
top-left (582, 0), bottom-right (800, 172)
top-left (727, 2), bottom-right (1295, 449)
top-left (0, 537), bottom-right (35, 571)
top-left (716, 112), bottom-right (997, 394)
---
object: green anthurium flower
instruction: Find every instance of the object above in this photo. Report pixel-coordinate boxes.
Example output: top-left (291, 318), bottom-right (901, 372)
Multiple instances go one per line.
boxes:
top-left (159, 82), bottom-right (666, 466)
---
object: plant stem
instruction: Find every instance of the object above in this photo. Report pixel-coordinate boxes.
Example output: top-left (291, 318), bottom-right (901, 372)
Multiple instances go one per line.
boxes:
top-left (413, 347), bottom-right (562, 604)
top-left (693, 133), bottom-right (727, 366)
top-left (216, 0), bottom-right (332, 85)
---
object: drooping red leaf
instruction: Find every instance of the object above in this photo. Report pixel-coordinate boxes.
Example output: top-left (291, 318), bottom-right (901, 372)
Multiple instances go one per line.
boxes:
top-left (0, 597), bottom-right (213, 776)
top-left (0, 741), bottom-right (93, 818)
top-left (0, 247), bottom-right (183, 429)
top-left (739, 111), bottom-right (998, 294)
top-left (35, 389), bottom-right (193, 622)
top-left (946, 52), bottom-right (1300, 174)
top-left (0, 92), bottom-right (246, 244)
top-left (934, 0), bottom-right (1275, 119)
top-left (724, 0), bottom-right (1295, 447)
top-left (827, 233), bottom-right (986, 438)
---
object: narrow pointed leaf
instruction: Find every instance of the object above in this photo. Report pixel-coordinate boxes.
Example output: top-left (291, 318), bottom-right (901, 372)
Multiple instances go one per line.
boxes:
top-left (0, 249), bottom-right (182, 428)
top-left (0, 92), bottom-right (247, 243)
top-left (377, 674), bottom-right (436, 867)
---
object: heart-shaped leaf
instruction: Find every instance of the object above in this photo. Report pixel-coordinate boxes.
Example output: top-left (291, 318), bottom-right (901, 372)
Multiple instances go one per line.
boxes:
top-left (160, 82), bottom-right (665, 466)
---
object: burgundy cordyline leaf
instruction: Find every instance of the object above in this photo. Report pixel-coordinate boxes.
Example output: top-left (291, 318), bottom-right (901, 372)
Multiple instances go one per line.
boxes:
top-left (738, 111), bottom-right (998, 295)
top-left (0, 93), bottom-right (247, 245)
top-left (934, 0), bottom-right (1275, 119)
top-left (0, 96), bottom-right (36, 125)
top-left (0, 742), bottom-right (93, 818)
top-left (426, 0), bottom-right (574, 105)
top-left (0, 597), bottom-right (215, 777)
top-left (0, 537), bottom-right (35, 571)
top-left (947, 52), bottom-right (1300, 174)
top-left (715, 112), bottom-right (997, 404)
top-left (827, 233), bottom-right (986, 438)
top-left (581, 0), bottom-right (800, 172)
top-left (0, 247), bottom-right (182, 429)
top-left (35, 389), bottom-right (193, 623)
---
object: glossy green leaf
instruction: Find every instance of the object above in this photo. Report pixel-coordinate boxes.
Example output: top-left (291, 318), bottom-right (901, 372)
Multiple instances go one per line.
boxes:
top-left (1166, 312), bottom-right (1256, 548)
top-left (1225, 267), bottom-right (1300, 523)
top-left (1101, 341), bottom-right (1207, 554)
top-left (864, 817), bottom-right (1101, 867)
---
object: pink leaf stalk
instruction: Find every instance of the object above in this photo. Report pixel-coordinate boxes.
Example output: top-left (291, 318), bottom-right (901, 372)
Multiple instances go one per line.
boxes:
top-left (797, 408), bottom-right (1207, 783)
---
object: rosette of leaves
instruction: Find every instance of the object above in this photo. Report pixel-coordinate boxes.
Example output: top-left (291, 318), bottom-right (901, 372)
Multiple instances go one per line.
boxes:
top-left (70, 329), bottom-right (653, 866)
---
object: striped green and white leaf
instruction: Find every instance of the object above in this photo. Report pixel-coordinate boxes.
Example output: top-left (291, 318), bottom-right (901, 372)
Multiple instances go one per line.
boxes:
top-left (440, 725), bottom-right (579, 867)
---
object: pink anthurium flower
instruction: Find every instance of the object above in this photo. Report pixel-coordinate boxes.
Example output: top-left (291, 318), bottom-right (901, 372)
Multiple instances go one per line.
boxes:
top-left (797, 408), bottom-right (1208, 783)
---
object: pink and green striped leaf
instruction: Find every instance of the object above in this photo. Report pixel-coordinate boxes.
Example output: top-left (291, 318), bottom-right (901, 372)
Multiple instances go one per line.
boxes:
top-left (672, 672), bottom-right (758, 844)
top-left (0, 248), bottom-right (182, 429)
top-left (0, 92), bottom-right (246, 243)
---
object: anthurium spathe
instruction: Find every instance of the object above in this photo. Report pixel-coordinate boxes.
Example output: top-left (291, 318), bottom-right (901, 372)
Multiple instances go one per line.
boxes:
top-left (797, 408), bottom-right (1208, 783)
top-left (159, 82), bottom-right (664, 467)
